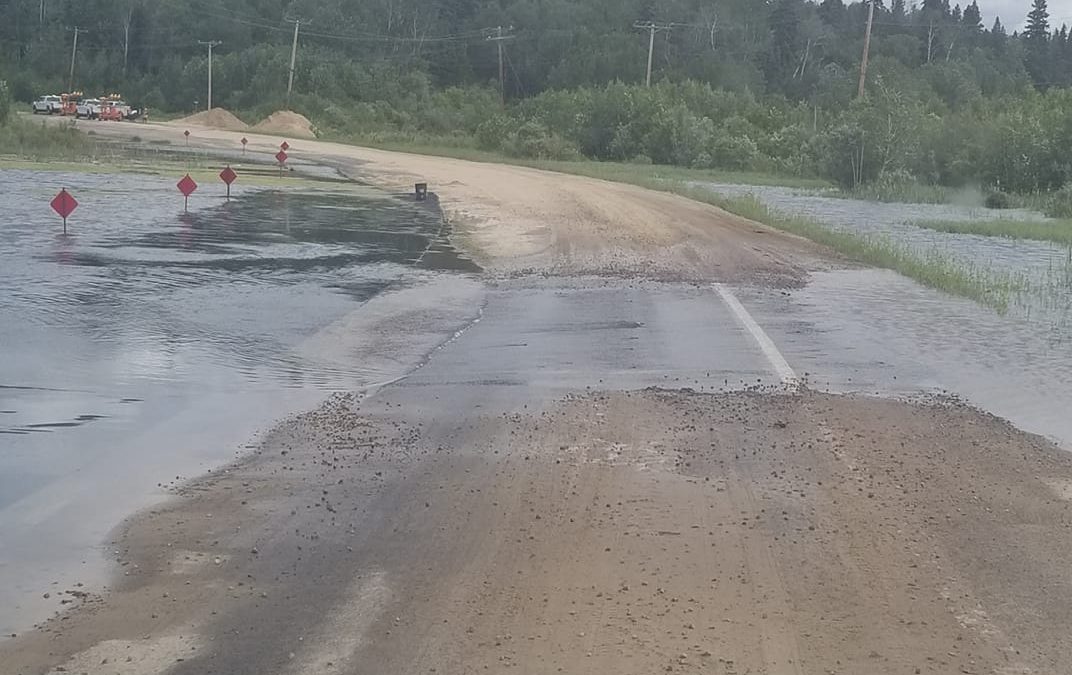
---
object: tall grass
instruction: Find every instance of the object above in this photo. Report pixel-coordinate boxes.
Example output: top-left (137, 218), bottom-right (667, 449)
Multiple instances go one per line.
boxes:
top-left (689, 194), bottom-right (1024, 313)
top-left (913, 218), bottom-right (1072, 245)
top-left (0, 117), bottom-right (93, 160)
top-left (838, 181), bottom-right (955, 205)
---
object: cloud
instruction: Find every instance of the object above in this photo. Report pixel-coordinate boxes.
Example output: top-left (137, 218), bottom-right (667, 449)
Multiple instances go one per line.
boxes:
top-left (970, 0), bottom-right (1072, 30)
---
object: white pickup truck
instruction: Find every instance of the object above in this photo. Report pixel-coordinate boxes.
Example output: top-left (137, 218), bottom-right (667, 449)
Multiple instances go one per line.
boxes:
top-left (31, 95), bottom-right (63, 114)
top-left (76, 98), bottom-right (102, 119)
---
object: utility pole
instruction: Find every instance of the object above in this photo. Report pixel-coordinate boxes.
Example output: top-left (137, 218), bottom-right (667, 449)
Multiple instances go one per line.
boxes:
top-left (198, 40), bottom-right (221, 111)
top-left (633, 22), bottom-right (674, 87)
top-left (926, 20), bottom-right (935, 63)
top-left (486, 26), bottom-right (515, 106)
top-left (857, 0), bottom-right (875, 98)
top-left (123, 4), bottom-right (134, 78)
top-left (68, 27), bottom-right (84, 92)
top-left (286, 18), bottom-right (305, 107)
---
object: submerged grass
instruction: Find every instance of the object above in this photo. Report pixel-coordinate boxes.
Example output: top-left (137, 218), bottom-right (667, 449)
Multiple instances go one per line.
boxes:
top-left (687, 193), bottom-right (1025, 313)
top-left (838, 181), bottom-right (956, 205)
top-left (913, 218), bottom-right (1072, 245)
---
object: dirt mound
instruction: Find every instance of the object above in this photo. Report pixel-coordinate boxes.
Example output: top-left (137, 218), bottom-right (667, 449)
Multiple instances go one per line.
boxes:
top-left (173, 108), bottom-right (248, 131)
top-left (252, 110), bottom-right (317, 139)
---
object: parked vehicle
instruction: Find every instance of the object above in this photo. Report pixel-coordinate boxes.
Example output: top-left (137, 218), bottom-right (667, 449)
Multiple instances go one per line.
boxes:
top-left (60, 92), bottom-right (83, 116)
top-left (99, 100), bottom-right (121, 121)
top-left (99, 94), bottom-right (141, 121)
top-left (76, 98), bottom-right (102, 119)
top-left (31, 95), bottom-right (63, 114)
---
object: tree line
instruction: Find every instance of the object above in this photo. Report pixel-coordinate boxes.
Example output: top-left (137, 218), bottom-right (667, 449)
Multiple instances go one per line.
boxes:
top-left (2, 0), bottom-right (1072, 194)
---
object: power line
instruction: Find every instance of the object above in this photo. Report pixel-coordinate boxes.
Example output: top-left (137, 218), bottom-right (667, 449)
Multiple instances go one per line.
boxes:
top-left (486, 26), bottom-right (515, 106)
top-left (68, 27), bottom-right (86, 92)
top-left (504, 45), bottom-right (527, 98)
top-left (634, 22), bottom-right (676, 87)
top-left (285, 18), bottom-right (307, 107)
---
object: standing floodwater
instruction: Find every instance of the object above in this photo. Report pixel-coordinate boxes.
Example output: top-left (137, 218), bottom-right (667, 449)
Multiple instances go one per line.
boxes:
top-left (0, 169), bottom-right (473, 634)
top-left (694, 182), bottom-right (1072, 333)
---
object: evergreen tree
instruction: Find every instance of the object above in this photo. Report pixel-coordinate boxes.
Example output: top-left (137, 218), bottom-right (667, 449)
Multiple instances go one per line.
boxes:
top-left (818, 0), bottom-right (846, 28)
top-left (922, 0), bottom-right (947, 17)
top-left (962, 1), bottom-right (982, 31)
top-left (891, 0), bottom-right (907, 23)
top-left (1025, 0), bottom-right (1051, 85)
top-left (988, 16), bottom-right (1007, 53)
top-left (1025, 0), bottom-right (1050, 42)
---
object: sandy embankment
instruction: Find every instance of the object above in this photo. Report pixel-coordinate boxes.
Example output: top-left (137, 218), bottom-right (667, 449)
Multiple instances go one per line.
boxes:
top-left (5, 123), bottom-right (1072, 675)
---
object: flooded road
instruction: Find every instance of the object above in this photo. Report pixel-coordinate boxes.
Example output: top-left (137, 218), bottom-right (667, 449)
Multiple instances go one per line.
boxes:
top-left (686, 185), bottom-right (1072, 446)
top-left (739, 269), bottom-right (1072, 449)
top-left (0, 168), bottom-right (474, 634)
top-left (695, 183), bottom-right (1072, 329)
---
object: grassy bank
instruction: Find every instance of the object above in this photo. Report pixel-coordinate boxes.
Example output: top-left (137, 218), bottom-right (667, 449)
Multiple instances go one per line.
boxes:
top-left (914, 218), bottom-right (1072, 245)
top-left (0, 116), bottom-right (94, 160)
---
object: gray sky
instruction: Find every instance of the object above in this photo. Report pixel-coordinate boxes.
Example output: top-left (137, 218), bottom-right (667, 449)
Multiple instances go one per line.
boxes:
top-left (975, 0), bottom-right (1072, 29)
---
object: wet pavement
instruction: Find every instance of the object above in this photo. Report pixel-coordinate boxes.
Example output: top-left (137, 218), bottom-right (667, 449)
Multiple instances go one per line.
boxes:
top-left (0, 168), bottom-right (474, 634)
top-left (394, 274), bottom-right (1072, 454)
top-left (391, 279), bottom-right (777, 416)
top-left (739, 269), bottom-right (1072, 449)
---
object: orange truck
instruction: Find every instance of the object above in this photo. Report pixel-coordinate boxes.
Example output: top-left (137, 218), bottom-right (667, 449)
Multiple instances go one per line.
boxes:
top-left (60, 92), bottom-right (83, 116)
top-left (99, 94), bottom-right (140, 121)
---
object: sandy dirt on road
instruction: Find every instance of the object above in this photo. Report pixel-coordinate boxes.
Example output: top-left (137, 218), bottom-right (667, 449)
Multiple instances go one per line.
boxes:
top-left (6, 389), bottom-right (1072, 675)
top-left (91, 121), bottom-right (828, 284)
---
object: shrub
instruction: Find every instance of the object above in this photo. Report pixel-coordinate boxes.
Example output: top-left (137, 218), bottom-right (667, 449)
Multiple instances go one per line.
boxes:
top-left (504, 120), bottom-right (582, 161)
top-left (475, 114), bottom-right (515, 151)
top-left (0, 80), bottom-right (10, 125)
top-left (1044, 184), bottom-right (1072, 218)
top-left (985, 191), bottom-right (1011, 209)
